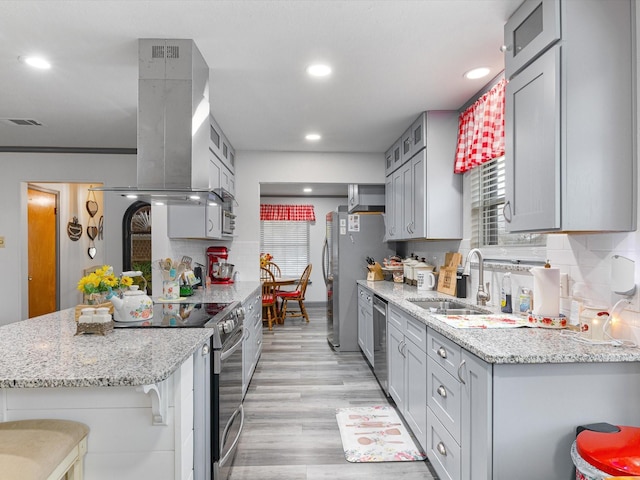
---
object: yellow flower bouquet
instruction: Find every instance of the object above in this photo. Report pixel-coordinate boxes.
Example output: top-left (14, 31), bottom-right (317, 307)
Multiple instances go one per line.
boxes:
top-left (77, 265), bottom-right (134, 304)
top-left (260, 253), bottom-right (273, 267)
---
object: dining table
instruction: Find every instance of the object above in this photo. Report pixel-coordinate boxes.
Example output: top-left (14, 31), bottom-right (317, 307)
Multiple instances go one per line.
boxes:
top-left (261, 277), bottom-right (298, 324)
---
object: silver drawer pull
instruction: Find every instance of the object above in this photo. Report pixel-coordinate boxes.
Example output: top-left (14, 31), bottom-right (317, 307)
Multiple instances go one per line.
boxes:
top-left (437, 385), bottom-right (447, 398)
top-left (437, 346), bottom-right (447, 359)
top-left (437, 442), bottom-right (447, 456)
top-left (458, 359), bottom-right (467, 385)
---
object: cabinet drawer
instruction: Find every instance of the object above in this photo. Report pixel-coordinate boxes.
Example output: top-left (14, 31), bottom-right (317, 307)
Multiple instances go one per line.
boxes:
top-left (405, 317), bottom-right (426, 353)
top-left (427, 407), bottom-right (461, 480)
top-left (427, 356), bottom-right (461, 443)
top-left (427, 329), bottom-right (461, 378)
top-left (388, 304), bottom-right (405, 331)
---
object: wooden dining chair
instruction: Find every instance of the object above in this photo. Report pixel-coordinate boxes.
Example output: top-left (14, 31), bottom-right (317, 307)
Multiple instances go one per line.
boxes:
top-left (277, 264), bottom-right (312, 324)
top-left (265, 261), bottom-right (281, 278)
top-left (261, 267), bottom-right (279, 330)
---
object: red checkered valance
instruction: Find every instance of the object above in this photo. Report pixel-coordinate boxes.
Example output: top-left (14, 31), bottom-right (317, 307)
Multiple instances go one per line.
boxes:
top-left (454, 77), bottom-right (506, 174)
top-left (260, 204), bottom-right (316, 222)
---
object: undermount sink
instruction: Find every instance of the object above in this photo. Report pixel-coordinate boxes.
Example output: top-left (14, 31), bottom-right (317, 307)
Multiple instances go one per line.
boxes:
top-left (408, 300), bottom-right (488, 315)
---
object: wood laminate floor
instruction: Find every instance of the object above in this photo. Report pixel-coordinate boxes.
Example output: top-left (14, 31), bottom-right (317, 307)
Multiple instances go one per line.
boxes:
top-left (229, 306), bottom-right (438, 480)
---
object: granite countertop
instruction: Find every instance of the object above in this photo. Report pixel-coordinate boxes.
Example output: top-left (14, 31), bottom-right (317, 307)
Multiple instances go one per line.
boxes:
top-left (358, 280), bottom-right (640, 365)
top-left (0, 282), bottom-right (260, 389)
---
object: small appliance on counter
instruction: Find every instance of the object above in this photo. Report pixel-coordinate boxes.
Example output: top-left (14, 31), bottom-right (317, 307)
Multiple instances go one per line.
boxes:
top-left (206, 246), bottom-right (235, 284)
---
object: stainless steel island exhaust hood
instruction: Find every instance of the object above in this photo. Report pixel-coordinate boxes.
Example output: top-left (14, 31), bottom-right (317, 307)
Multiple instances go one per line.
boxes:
top-left (95, 39), bottom-right (224, 206)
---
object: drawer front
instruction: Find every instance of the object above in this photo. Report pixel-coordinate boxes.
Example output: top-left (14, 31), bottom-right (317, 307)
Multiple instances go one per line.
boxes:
top-left (427, 356), bottom-right (461, 443)
top-left (405, 317), bottom-right (426, 352)
top-left (427, 329), bottom-right (461, 378)
top-left (388, 304), bottom-right (406, 331)
top-left (427, 407), bottom-right (461, 480)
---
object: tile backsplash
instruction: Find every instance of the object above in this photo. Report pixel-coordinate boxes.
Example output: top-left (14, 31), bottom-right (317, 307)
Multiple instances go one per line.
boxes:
top-left (398, 231), bottom-right (640, 333)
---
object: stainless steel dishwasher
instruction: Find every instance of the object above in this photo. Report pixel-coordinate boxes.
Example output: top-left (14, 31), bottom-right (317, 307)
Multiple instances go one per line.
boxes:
top-left (372, 295), bottom-right (389, 396)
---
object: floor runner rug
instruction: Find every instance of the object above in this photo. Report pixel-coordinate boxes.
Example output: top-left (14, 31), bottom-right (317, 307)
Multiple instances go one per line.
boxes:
top-left (335, 405), bottom-right (427, 463)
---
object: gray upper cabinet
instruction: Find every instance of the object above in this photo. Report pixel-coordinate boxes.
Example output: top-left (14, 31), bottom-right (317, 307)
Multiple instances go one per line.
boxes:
top-left (209, 113), bottom-right (235, 175)
top-left (503, 0), bottom-right (560, 80)
top-left (385, 111), bottom-right (462, 240)
top-left (504, 0), bottom-right (636, 233)
top-left (382, 138), bottom-right (402, 176)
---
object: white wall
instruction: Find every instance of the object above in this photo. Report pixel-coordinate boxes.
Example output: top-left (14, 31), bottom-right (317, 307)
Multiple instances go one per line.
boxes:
top-left (0, 152), bottom-right (137, 325)
top-left (232, 150), bottom-right (385, 290)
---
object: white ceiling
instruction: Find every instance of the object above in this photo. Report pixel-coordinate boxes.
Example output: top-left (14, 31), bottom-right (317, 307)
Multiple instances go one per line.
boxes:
top-left (0, 0), bottom-right (521, 154)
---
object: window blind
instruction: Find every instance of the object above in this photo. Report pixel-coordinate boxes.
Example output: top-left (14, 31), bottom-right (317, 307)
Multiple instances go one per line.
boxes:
top-left (470, 156), bottom-right (545, 248)
top-left (260, 220), bottom-right (310, 277)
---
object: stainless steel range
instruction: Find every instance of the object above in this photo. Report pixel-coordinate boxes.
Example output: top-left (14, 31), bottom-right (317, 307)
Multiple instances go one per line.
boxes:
top-left (113, 301), bottom-right (245, 480)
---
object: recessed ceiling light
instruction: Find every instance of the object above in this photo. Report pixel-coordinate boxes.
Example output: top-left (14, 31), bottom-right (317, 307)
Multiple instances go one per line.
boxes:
top-left (19, 55), bottom-right (51, 70)
top-left (154, 201), bottom-right (165, 206)
top-left (125, 194), bottom-right (138, 199)
top-left (303, 187), bottom-right (313, 193)
top-left (305, 133), bottom-right (321, 141)
top-left (189, 195), bottom-right (201, 200)
top-left (464, 67), bottom-right (490, 79)
top-left (306, 64), bottom-right (332, 77)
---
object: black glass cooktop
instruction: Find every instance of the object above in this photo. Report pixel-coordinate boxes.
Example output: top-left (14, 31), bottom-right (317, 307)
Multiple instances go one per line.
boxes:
top-left (112, 302), bottom-right (232, 328)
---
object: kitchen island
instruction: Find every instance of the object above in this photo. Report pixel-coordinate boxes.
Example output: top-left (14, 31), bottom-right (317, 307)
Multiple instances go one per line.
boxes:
top-left (0, 281), bottom-right (260, 480)
top-left (358, 280), bottom-right (640, 480)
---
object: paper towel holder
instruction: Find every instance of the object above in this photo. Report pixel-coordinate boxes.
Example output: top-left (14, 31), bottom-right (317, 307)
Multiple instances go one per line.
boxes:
top-left (611, 255), bottom-right (636, 296)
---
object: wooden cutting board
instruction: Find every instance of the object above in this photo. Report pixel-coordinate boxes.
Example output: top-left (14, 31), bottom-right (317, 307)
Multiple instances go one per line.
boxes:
top-left (437, 252), bottom-right (463, 295)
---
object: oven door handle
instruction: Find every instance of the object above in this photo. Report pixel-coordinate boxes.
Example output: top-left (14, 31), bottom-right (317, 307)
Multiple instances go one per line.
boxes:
top-left (219, 404), bottom-right (245, 468)
top-left (221, 326), bottom-right (244, 362)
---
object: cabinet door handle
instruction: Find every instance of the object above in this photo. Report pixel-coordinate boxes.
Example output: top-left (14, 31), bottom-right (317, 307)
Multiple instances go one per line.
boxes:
top-left (500, 44), bottom-right (512, 53)
top-left (503, 200), bottom-right (512, 223)
top-left (457, 359), bottom-right (467, 385)
top-left (437, 346), bottom-right (447, 359)
top-left (437, 385), bottom-right (447, 398)
top-left (437, 441), bottom-right (447, 456)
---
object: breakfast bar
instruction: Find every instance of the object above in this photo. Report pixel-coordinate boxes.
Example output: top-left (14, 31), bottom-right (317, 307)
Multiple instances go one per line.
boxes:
top-left (0, 282), bottom-right (259, 480)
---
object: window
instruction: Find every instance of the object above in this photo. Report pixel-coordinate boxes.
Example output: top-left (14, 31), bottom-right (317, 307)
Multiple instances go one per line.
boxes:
top-left (470, 156), bottom-right (545, 248)
top-left (260, 220), bottom-right (310, 277)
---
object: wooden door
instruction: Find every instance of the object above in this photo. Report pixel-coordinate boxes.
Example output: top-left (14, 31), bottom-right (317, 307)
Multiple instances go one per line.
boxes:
top-left (28, 187), bottom-right (57, 317)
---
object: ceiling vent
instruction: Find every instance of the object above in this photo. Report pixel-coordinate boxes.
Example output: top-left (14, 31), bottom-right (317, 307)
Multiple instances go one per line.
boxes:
top-left (2, 118), bottom-right (44, 126)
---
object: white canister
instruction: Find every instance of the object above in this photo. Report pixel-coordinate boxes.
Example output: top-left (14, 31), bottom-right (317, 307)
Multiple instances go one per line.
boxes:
top-left (417, 270), bottom-right (436, 291)
top-left (162, 280), bottom-right (180, 300)
top-left (404, 256), bottom-right (418, 283)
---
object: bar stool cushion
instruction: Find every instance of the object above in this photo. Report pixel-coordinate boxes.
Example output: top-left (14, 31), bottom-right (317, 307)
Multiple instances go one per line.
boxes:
top-left (0, 419), bottom-right (89, 480)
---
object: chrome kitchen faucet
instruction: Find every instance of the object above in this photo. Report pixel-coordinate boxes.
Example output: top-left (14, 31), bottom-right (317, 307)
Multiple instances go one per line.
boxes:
top-left (463, 248), bottom-right (490, 306)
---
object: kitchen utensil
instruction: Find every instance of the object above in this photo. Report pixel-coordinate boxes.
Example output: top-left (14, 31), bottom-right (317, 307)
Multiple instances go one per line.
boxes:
top-left (97, 215), bottom-right (104, 240)
top-left (181, 255), bottom-right (193, 268)
top-left (110, 285), bottom-right (153, 322)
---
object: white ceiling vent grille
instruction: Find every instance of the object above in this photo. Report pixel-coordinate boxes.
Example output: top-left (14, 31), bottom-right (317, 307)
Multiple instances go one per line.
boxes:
top-left (1, 118), bottom-right (44, 126)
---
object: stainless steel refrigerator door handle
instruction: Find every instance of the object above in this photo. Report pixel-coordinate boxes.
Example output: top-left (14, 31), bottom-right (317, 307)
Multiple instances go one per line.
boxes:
top-left (322, 238), bottom-right (328, 285)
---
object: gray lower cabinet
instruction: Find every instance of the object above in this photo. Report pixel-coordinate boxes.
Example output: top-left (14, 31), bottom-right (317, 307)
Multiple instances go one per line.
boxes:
top-left (427, 329), bottom-right (492, 480)
top-left (357, 286), bottom-right (374, 365)
top-left (242, 288), bottom-right (262, 397)
top-left (387, 305), bottom-right (427, 451)
top-left (504, 0), bottom-right (636, 232)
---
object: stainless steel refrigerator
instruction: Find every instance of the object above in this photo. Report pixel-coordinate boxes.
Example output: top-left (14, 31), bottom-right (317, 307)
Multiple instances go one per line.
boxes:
top-left (322, 208), bottom-right (393, 352)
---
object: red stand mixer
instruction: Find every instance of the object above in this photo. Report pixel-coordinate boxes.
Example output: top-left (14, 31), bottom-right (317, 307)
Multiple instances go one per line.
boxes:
top-left (206, 246), bottom-right (235, 284)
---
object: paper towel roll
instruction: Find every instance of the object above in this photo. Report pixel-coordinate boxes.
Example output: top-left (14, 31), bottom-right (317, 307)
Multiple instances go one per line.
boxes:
top-left (531, 267), bottom-right (560, 317)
